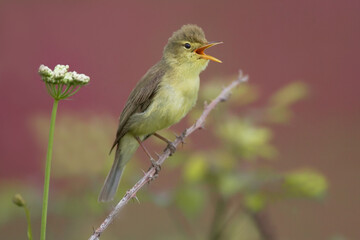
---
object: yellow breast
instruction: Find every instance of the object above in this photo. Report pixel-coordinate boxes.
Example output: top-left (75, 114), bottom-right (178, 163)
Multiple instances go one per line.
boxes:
top-left (129, 70), bottom-right (200, 136)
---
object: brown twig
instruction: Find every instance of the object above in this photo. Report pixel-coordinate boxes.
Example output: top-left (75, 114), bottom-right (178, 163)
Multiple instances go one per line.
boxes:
top-left (88, 71), bottom-right (249, 240)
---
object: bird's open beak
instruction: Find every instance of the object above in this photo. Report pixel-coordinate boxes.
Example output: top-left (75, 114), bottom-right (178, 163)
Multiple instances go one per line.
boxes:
top-left (194, 42), bottom-right (223, 63)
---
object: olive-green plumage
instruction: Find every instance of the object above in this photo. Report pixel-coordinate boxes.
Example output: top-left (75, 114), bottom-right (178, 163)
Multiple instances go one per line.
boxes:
top-left (99, 24), bottom-right (221, 202)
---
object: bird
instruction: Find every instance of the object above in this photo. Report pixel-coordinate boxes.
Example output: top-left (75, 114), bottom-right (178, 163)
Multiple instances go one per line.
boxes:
top-left (98, 24), bottom-right (222, 202)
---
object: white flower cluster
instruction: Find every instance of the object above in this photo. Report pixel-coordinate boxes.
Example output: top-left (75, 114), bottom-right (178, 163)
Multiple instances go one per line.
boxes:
top-left (39, 64), bottom-right (90, 85)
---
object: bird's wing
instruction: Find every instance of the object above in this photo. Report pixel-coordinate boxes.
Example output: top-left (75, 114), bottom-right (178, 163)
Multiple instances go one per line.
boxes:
top-left (110, 61), bottom-right (167, 153)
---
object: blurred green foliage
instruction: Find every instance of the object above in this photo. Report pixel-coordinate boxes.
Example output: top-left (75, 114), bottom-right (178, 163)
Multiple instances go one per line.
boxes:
top-left (147, 76), bottom-right (327, 239)
top-left (267, 82), bottom-right (308, 123)
top-left (3, 76), bottom-right (329, 240)
top-left (29, 113), bottom-right (117, 178)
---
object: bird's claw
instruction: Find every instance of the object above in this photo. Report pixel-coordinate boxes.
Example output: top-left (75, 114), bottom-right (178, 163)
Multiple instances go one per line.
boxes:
top-left (174, 132), bottom-right (186, 147)
top-left (148, 158), bottom-right (161, 181)
top-left (166, 142), bottom-right (176, 155)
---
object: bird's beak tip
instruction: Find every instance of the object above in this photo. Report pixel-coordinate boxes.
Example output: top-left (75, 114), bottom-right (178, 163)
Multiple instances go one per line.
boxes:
top-left (194, 41), bottom-right (223, 63)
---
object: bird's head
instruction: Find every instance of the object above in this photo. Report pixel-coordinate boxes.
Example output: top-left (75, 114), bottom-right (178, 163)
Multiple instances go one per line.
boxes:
top-left (163, 24), bottom-right (222, 72)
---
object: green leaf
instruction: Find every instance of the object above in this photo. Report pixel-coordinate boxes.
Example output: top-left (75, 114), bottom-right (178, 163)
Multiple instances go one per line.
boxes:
top-left (269, 82), bottom-right (308, 107)
top-left (267, 82), bottom-right (308, 123)
top-left (243, 193), bottom-right (266, 212)
top-left (228, 83), bottom-right (259, 106)
top-left (218, 174), bottom-right (245, 198)
top-left (283, 169), bottom-right (328, 199)
top-left (266, 107), bottom-right (292, 123)
top-left (183, 154), bottom-right (208, 183)
top-left (216, 119), bottom-right (275, 160)
top-left (211, 150), bottom-right (237, 171)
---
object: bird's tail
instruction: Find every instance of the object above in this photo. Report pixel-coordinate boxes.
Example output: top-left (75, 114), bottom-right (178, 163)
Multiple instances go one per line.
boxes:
top-left (98, 134), bottom-right (139, 202)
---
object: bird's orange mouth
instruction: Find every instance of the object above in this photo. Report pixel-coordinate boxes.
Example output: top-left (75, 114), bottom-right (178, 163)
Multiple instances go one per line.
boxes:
top-left (194, 42), bottom-right (223, 63)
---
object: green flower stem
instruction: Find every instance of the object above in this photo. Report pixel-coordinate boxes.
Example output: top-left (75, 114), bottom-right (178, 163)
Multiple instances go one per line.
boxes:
top-left (61, 85), bottom-right (72, 96)
top-left (38, 64), bottom-right (89, 239)
top-left (64, 86), bottom-right (81, 98)
top-left (40, 99), bottom-right (59, 240)
top-left (24, 205), bottom-right (33, 240)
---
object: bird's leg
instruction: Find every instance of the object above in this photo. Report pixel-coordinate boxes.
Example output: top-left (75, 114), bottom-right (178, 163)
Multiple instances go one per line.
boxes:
top-left (135, 136), bottom-right (161, 176)
top-left (153, 132), bottom-right (176, 155)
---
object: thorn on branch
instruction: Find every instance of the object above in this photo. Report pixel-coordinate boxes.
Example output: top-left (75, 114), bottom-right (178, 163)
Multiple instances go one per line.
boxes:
top-left (133, 195), bottom-right (140, 204)
top-left (204, 101), bottom-right (208, 109)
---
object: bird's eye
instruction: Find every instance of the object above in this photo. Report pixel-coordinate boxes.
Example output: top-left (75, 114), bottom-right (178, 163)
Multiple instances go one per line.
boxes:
top-left (184, 43), bottom-right (191, 49)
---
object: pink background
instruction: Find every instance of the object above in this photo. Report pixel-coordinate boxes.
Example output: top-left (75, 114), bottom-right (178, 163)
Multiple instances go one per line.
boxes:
top-left (1, 0), bottom-right (359, 239)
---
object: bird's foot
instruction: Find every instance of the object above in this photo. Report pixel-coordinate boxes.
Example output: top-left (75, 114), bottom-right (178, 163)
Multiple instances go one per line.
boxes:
top-left (148, 158), bottom-right (161, 181)
top-left (166, 142), bottom-right (176, 156)
top-left (174, 131), bottom-right (186, 148)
